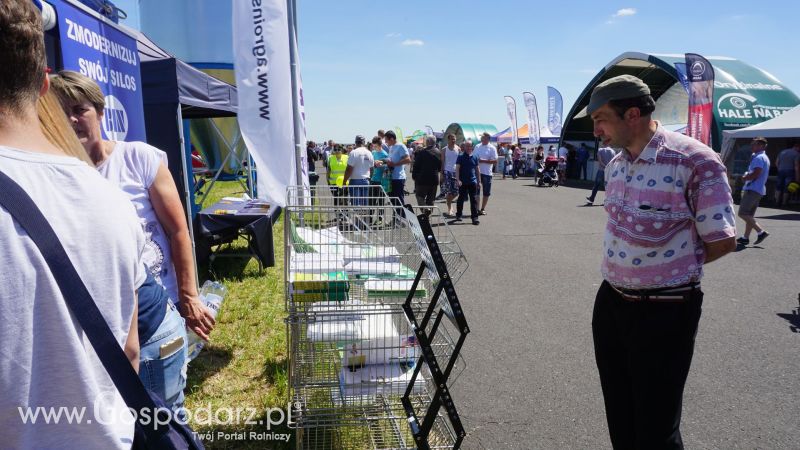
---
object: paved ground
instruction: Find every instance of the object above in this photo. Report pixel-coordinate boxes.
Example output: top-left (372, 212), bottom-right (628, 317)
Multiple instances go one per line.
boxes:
top-left (401, 174), bottom-right (800, 449)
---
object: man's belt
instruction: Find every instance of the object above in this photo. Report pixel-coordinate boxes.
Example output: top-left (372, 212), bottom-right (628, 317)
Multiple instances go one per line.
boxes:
top-left (609, 282), bottom-right (700, 303)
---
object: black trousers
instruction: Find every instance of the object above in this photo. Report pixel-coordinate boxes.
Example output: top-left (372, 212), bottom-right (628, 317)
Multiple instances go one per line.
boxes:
top-left (415, 184), bottom-right (437, 214)
top-left (456, 182), bottom-right (479, 219)
top-left (329, 186), bottom-right (346, 206)
top-left (390, 179), bottom-right (406, 219)
top-left (592, 280), bottom-right (703, 450)
top-left (368, 181), bottom-right (386, 217)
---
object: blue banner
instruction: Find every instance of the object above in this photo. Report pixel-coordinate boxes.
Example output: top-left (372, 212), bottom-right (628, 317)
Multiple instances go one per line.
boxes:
top-left (51, 0), bottom-right (146, 142)
top-left (546, 86), bottom-right (563, 135)
top-left (673, 62), bottom-right (690, 94)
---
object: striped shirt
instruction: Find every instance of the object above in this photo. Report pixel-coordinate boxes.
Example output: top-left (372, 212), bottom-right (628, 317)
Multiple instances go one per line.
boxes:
top-left (602, 125), bottom-right (736, 289)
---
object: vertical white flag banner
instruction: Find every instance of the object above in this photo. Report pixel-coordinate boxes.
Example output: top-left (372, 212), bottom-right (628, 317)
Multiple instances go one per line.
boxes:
top-left (504, 96), bottom-right (519, 145)
top-left (522, 92), bottom-right (540, 147)
top-left (233, 0), bottom-right (295, 207)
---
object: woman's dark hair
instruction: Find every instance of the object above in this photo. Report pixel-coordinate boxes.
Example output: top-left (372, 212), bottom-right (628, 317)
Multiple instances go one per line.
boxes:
top-left (608, 94), bottom-right (656, 118)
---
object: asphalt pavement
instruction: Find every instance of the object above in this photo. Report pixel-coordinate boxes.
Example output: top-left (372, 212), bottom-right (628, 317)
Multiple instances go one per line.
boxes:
top-left (403, 174), bottom-right (800, 449)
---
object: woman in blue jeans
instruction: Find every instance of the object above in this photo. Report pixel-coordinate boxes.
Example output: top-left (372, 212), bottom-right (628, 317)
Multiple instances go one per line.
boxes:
top-left (137, 268), bottom-right (188, 418)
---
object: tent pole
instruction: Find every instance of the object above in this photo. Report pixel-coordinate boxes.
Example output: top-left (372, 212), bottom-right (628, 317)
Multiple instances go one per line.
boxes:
top-left (198, 119), bottom-right (237, 207)
top-left (177, 106), bottom-right (199, 288)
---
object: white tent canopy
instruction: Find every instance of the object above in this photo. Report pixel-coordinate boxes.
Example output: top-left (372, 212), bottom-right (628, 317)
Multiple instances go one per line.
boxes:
top-left (721, 105), bottom-right (800, 165)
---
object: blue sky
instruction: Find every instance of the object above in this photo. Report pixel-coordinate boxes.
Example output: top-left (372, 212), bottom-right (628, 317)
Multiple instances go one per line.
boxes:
top-left (116, 0), bottom-right (800, 143)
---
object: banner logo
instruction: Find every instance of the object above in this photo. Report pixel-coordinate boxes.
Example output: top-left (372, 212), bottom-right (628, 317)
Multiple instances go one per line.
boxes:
top-left (690, 61), bottom-right (706, 78)
top-left (729, 96), bottom-right (748, 109)
top-left (716, 93), bottom-right (789, 120)
top-left (102, 95), bottom-right (128, 141)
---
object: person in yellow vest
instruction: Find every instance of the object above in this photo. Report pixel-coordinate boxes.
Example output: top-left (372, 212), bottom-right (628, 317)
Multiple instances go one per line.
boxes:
top-left (327, 146), bottom-right (348, 207)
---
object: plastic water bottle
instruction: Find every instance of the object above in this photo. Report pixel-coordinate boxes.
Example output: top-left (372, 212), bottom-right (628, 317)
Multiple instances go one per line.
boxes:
top-left (186, 281), bottom-right (227, 361)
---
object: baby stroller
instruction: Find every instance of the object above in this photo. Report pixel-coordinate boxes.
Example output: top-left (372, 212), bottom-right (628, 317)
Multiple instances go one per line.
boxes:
top-left (537, 156), bottom-right (560, 187)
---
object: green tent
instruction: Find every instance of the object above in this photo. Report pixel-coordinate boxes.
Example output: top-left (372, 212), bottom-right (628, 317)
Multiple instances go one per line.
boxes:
top-left (443, 123), bottom-right (499, 145)
top-left (561, 52), bottom-right (800, 151)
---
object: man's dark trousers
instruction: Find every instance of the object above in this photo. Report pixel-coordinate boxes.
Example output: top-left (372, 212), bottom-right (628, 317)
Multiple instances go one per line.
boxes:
top-left (415, 184), bottom-right (437, 214)
top-left (592, 280), bottom-right (703, 449)
top-left (587, 169), bottom-right (605, 203)
top-left (455, 182), bottom-right (479, 219)
top-left (390, 179), bottom-right (406, 218)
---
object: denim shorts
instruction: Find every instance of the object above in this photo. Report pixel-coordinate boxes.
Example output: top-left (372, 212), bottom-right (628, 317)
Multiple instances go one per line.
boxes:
top-left (139, 302), bottom-right (188, 417)
top-left (443, 171), bottom-right (459, 196)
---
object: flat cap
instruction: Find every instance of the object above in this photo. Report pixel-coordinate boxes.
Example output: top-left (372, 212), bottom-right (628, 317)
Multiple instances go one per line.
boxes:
top-left (587, 75), bottom-right (651, 115)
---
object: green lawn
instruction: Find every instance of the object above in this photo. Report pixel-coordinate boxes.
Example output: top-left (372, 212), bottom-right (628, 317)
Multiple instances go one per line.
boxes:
top-left (186, 180), bottom-right (293, 449)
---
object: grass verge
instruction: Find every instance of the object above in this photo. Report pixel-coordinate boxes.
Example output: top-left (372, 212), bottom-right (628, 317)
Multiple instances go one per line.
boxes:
top-left (185, 181), bottom-right (292, 449)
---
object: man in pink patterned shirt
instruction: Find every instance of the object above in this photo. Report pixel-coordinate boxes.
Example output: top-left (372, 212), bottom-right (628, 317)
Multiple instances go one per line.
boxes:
top-left (588, 75), bottom-right (737, 449)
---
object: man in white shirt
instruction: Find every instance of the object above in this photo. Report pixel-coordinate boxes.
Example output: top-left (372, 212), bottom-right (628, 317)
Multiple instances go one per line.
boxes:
top-left (0, 2), bottom-right (146, 447)
top-left (343, 135), bottom-right (374, 206)
top-left (440, 133), bottom-right (461, 216)
top-left (474, 132), bottom-right (498, 215)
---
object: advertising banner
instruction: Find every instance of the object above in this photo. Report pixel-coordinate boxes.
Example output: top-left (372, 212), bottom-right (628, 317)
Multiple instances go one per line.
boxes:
top-left (522, 92), bottom-right (540, 147)
top-left (546, 86), bottom-right (563, 135)
top-left (51, 0), bottom-right (145, 141)
top-left (233, 0), bottom-right (296, 206)
top-left (504, 96), bottom-right (519, 145)
top-left (685, 53), bottom-right (715, 146)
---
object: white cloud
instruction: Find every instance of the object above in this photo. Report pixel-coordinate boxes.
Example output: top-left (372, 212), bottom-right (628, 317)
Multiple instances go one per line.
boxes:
top-left (385, 32), bottom-right (401, 38)
top-left (401, 39), bottom-right (425, 46)
top-left (613, 8), bottom-right (637, 17)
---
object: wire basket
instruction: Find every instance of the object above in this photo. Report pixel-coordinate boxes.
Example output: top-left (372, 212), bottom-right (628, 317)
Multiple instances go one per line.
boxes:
top-left (284, 185), bottom-right (469, 449)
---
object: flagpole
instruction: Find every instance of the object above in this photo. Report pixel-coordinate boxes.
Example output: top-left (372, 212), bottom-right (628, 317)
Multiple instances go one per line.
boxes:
top-left (287, 0), bottom-right (303, 189)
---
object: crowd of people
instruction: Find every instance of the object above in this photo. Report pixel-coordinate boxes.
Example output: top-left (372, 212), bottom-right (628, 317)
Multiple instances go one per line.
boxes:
top-left (307, 130), bottom-right (508, 226)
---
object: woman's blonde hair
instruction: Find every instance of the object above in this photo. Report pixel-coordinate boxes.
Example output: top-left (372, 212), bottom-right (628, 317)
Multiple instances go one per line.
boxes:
top-left (49, 70), bottom-right (105, 114)
top-left (37, 88), bottom-right (93, 165)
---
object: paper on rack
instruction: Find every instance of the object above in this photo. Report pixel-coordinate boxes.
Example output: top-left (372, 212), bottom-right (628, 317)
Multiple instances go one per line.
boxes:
top-left (343, 261), bottom-right (402, 276)
top-left (294, 226), bottom-right (355, 249)
top-left (364, 279), bottom-right (415, 292)
top-left (342, 245), bottom-right (401, 264)
top-left (339, 363), bottom-right (424, 398)
top-left (289, 253), bottom-right (344, 274)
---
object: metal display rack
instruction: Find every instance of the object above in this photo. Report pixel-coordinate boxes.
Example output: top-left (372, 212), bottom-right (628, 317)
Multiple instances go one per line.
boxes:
top-left (284, 186), bottom-right (469, 449)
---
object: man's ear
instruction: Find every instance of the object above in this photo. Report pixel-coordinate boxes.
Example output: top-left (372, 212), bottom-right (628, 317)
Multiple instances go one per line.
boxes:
top-left (625, 107), bottom-right (641, 122)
